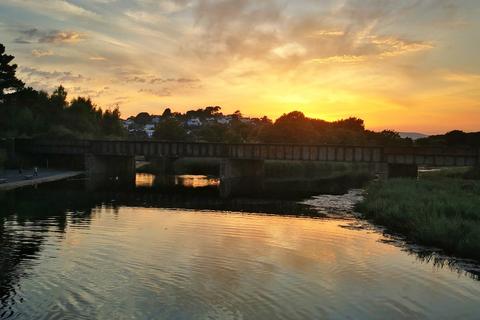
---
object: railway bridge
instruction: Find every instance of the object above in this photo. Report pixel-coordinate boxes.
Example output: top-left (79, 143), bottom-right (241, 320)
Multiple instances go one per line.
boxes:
top-left (10, 139), bottom-right (480, 197)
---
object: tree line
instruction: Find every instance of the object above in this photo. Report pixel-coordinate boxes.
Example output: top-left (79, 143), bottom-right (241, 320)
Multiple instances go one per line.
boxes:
top-left (147, 109), bottom-right (412, 146)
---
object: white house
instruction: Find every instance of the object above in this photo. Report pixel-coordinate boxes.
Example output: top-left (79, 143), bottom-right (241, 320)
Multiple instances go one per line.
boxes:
top-left (144, 124), bottom-right (155, 131)
top-left (186, 118), bottom-right (202, 127)
top-left (143, 124), bottom-right (155, 138)
top-left (217, 116), bottom-right (232, 124)
top-left (123, 119), bottom-right (135, 129)
top-left (145, 129), bottom-right (155, 138)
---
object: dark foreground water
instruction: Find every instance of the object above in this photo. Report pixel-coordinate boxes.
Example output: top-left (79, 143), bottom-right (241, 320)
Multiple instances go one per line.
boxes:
top-left (1, 175), bottom-right (480, 319)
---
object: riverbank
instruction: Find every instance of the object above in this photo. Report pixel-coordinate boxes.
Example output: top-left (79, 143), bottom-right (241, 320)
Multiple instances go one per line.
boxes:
top-left (0, 169), bottom-right (84, 191)
top-left (356, 167), bottom-right (480, 261)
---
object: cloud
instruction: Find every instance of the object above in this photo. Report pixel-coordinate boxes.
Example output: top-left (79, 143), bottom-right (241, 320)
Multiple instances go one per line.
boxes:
top-left (189, 0), bottom-right (284, 59)
top-left (39, 31), bottom-right (86, 44)
top-left (307, 55), bottom-right (367, 65)
top-left (19, 66), bottom-right (87, 82)
top-left (14, 28), bottom-right (40, 44)
top-left (183, 0), bottom-right (438, 72)
top-left (3, 0), bottom-right (98, 19)
top-left (271, 43), bottom-right (307, 59)
top-left (139, 88), bottom-right (172, 97)
top-left (150, 77), bottom-right (200, 84)
top-left (89, 56), bottom-right (107, 61)
top-left (31, 49), bottom-right (54, 57)
top-left (124, 74), bottom-right (200, 84)
top-left (14, 28), bottom-right (86, 44)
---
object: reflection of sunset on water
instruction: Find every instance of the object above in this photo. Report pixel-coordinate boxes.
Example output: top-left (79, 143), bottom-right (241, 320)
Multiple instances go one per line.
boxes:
top-left (136, 173), bottom-right (219, 188)
top-left (8, 207), bottom-right (477, 318)
top-left (175, 175), bottom-right (220, 188)
top-left (135, 173), bottom-right (156, 187)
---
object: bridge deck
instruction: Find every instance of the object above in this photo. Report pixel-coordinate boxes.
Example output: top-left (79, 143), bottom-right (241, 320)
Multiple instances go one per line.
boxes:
top-left (15, 139), bottom-right (480, 167)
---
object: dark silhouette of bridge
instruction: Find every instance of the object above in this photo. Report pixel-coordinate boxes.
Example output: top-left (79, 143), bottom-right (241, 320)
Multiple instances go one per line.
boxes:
top-left (12, 139), bottom-right (480, 197)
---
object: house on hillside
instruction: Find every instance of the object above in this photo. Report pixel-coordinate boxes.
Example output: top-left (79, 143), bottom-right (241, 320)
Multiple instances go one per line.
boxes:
top-left (186, 118), bottom-right (202, 127)
top-left (217, 116), bottom-right (232, 125)
top-left (123, 118), bottom-right (135, 129)
top-left (144, 124), bottom-right (155, 138)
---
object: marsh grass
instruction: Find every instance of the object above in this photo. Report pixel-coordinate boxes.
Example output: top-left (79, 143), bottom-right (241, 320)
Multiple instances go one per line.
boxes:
top-left (357, 171), bottom-right (480, 261)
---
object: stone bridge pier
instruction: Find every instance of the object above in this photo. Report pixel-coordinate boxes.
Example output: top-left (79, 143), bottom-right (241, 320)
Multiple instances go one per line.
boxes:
top-left (220, 159), bottom-right (265, 198)
top-left (85, 154), bottom-right (136, 184)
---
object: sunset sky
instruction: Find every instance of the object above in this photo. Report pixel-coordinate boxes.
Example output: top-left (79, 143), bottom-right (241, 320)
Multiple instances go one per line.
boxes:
top-left (1, 0), bottom-right (479, 133)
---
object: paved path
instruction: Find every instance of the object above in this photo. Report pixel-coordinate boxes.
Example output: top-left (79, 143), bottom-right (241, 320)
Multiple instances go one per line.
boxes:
top-left (0, 169), bottom-right (84, 191)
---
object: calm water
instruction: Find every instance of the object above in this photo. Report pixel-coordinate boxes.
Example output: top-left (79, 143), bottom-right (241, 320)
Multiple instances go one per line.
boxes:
top-left (1, 175), bottom-right (480, 319)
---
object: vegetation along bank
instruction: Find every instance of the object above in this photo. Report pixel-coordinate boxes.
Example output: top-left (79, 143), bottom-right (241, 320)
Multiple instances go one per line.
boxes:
top-left (356, 167), bottom-right (480, 261)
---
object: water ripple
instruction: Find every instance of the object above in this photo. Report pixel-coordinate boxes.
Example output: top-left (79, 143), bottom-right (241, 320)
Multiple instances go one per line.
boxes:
top-left (1, 207), bottom-right (480, 319)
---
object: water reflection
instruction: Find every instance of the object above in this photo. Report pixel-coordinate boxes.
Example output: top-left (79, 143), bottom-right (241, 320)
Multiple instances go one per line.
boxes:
top-left (136, 173), bottom-right (219, 189)
top-left (0, 176), bottom-right (479, 319)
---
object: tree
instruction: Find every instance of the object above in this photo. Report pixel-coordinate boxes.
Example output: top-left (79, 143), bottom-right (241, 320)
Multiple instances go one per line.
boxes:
top-left (153, 118), bottom-right (187, 141)
top-left (102, 107), bottom-right (126, 137)
top-left (49, 85), bottom-right (68, 114)
top-left (260, 111), bottom-right (318, 143)
top-left (0, 44), bottom-right (24, 101)
top-left (333, 117), bottom-right (365, 132)
top-left (162, 108), bottom-right (172, 118)
top-left (135, 112), bottom-right (151, 125)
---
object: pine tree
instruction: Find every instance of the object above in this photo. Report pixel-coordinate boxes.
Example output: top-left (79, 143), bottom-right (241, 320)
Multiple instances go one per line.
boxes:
top-left (0, 43), bottom-right (24, 100)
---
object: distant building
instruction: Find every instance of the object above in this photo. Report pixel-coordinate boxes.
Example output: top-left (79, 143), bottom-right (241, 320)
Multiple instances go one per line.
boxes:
top-left (145, 129), bottom-right (155, 138)
top-left (186, 118), bottom-right (202, 127)
top-left (152, 116), bottom-right (161, 124)
top-left (123, 119), bottom-right (135, 129)
top-left (217, 116), bottom-right (232, 124)
top-left (144, 124), bottom-right (155, 131)
top-left (143, 124), bottom-right (156, 138)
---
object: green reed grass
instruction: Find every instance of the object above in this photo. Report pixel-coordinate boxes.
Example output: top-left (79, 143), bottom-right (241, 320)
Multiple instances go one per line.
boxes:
top-left (357, 171), bottom-right (480, 261)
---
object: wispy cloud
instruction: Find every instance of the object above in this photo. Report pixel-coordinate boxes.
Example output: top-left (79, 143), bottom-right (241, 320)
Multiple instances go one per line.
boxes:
top-left (14, 28), bottom-right (86, 44)
top-left (39, 31), bottom-right (86, 44)
top-left (19, 66), bottom-right (87, 82)
top-left (3, 0), bottom-right (98, 19)
top-left (89, 56), bottom-right (107, 61)
top-left (31, 49), bottom-right (54, 57)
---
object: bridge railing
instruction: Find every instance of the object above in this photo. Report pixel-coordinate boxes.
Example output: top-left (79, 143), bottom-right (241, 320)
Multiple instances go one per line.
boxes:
top-left (384, 146), bottom-right (479, 166)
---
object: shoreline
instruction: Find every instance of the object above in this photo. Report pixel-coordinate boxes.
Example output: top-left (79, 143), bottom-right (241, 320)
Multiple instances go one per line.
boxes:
top-left (0, 171), bottom-right (84, 191)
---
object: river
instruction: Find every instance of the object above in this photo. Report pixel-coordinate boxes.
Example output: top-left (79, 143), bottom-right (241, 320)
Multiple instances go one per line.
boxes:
top-left (0, 174), bottom-right (479, 319)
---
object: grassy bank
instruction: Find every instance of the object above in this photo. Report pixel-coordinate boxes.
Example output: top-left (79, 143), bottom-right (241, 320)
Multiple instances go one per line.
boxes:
top-left (357, 168), bottom-right (480, 261)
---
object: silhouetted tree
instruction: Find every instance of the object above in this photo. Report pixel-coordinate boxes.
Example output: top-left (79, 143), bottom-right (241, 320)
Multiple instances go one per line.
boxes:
top-left (0, 43), bottom-right (24, 100)
top-left (134, 112), bottom-right (151, 125)
top-left (153, 118), bottom-right (187, 141)
top-left (162, 108), bottom-right (172, 118)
